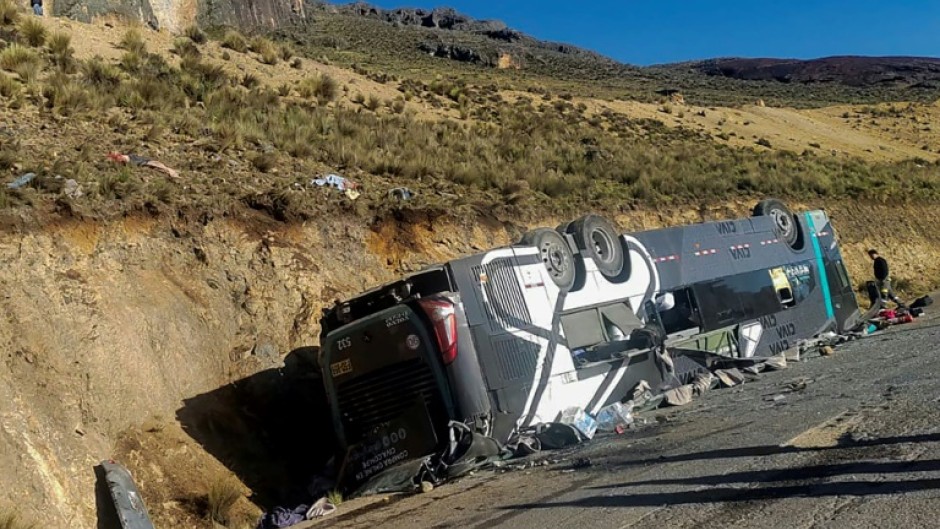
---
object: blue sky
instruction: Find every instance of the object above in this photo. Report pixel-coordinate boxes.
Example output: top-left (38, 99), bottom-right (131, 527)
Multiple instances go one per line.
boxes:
top-left (344, 1), bottom-right (940, 65)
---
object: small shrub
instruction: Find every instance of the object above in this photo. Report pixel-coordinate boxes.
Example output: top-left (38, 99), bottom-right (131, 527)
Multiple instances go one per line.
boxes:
top-left (0, 72), bottom-right (17, 97)
top-left (0, 0), bottom-right (19, 27)
top-left (326, 490), bottom-right (344, 506)
top-left (221, 30), bottom-right (248, 53)
top-left (277, 83), bottom-right (290, 97)
top-left (81, 57), bottom-right (122, 88)
top-left (364, 94), bottom-right (381, 111)
top-left (118, 29), bottom-right (146, 55)
top-left (290, 57), bottom-right (302, 69)
top-left (205, 478), bottom-right (241, 526)
top-left (250, 36), bottom-right (278, 64)
top-left (297, 73), bottom-right (337, 102)
top-left (0, 44), bottom-right (38, 72)
top-left (259, 47), bottom-right (279, 66)
top-left (352, 92), bottom-right (365, 105)
top-left (47, 32), bottom-right (74, 68)
top-left (250, 151), bottom-right (277, 172)
top-left (756, 137), bottom-right (772, 148)
top-left (17, 17), bottom-right (46, 47)
top-left (240, 72), bottom-right (260, 89)
top-left (279, 44), bottom-right (294, 62)
top-left (184, 24), bottom-right (207, 44)
top-left (171, 37), bottom-right (200, 59)
top-left (390, 99), bottom-right (405, 114)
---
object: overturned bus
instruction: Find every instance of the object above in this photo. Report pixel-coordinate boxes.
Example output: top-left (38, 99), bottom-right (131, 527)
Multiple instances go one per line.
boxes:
top-left (318, 199), bottom-right (861, 489)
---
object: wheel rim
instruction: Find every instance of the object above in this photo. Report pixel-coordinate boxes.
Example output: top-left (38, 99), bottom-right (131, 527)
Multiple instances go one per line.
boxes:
top-left (542, 241), bottom-right (568, 278)
top-left (770, 209), bottom-right (793, 237)
top-left (591, 228), bottom-right (615, 264)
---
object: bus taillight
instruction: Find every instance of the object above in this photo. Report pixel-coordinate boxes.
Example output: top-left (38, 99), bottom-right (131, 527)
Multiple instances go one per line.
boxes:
top-left (418, 298), bottom-right (458, 365)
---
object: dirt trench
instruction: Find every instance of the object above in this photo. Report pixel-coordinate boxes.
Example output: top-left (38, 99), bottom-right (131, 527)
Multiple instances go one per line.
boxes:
top-left (1, 200), bottom-right (938, 528)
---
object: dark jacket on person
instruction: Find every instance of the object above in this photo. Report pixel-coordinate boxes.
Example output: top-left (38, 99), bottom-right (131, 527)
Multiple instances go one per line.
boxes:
top-left (873, 257), bottom-right (889, 281)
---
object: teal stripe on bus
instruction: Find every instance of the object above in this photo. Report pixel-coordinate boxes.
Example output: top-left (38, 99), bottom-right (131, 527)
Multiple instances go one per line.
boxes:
top-left (804, 212), bottom-right (835, 320)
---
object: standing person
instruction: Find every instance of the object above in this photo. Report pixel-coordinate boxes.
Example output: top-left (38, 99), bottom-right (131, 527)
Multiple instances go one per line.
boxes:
top-left (868, 249), bottom-right (905, 308)
top-left (31, 0), bottom-right (42, 16)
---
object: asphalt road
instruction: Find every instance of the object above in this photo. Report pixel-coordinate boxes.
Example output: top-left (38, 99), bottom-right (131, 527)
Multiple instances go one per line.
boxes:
top-left (311, 315), bottom-right (940, 529)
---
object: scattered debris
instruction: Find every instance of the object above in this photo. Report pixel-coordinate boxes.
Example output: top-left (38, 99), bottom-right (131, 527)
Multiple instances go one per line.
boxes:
top-left (532, 422), bottom-right (582, 450)
top-left (96, 460), bottom-right (155, 529)
top-left (312, 173), bottom-right (361, 200)
top-left (7, 172), bottom-right (36, 189)
top-left (257, 504), bottom-right (310, 529)
top-left (107, 153), bottom-right (180, 179)
top-left (388, 187), bottom-right (414, 201)
top-left (691, 372), bottom-right (717, 395)
top-left (715, 368), bottom-right (747, 387)
top-left (419, 481), bottom-right (434, 494)
top-left (63, 178), bottom-right (83, 198)
top-left (558, 407), bottom-right (597, 440)
top-left (305, 497), bottom-right (337, 519)
top-left (596, 401), bottom-right (634, 433)
top-left (664, 384), bottom-right (694, 407)
top-left (312, 173), bottom-right (359, 191)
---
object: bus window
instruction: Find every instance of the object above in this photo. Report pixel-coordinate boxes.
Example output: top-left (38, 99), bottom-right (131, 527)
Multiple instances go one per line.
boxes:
top-left (770, 268), bottom-right (796, 308)
top-left (564, 301), bottom-right (643, 366)
top-left (694, 269), bottom-right (781, 331)
top-left (657, 288), bottom-right (701, 335)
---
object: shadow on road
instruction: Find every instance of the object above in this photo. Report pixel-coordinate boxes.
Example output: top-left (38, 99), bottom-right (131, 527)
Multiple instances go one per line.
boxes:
top-left (592, 458), bottom-right (940, 489)
top-left (176, 346), bottom-right (338, 508)
top-left (509, 479), bottom-right (940, 510)
top-left (607, 432), bottom-right (940, 468)
top-left (507, 432), bottom-right (940, 511)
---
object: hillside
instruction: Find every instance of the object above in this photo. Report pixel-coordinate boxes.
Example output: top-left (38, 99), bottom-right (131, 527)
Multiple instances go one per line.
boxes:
top-left (3, 2), bottom-right (940, 529)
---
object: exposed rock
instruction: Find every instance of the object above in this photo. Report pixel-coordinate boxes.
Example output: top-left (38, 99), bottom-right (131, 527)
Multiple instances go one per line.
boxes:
top-left (53, 0), bottom-right (306, 33)
top-left (690, 56), bottom-right (940, 87)
top-left (419, 41), bottom-right (489, 65)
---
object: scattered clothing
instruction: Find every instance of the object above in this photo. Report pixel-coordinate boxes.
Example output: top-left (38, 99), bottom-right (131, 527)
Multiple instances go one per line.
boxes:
top-left (664, 384), bottom-right (694, 406)
top-left (7, 172), bottom-right (36, 189)
top-left (313, 173), bottom-right (358, 191)
top-left (256, 504), bottom-right (308, 529)
top-left (305, 497), bottom-right (336, 519)
top-left (107, 153), bottom-right (180, 179)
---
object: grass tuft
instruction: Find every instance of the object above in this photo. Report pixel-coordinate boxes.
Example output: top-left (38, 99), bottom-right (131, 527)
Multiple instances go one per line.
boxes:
top-left (0, 0), bottom-right (19, 27)
top-left (118, 29), bottom-right (146, 55)
top-left (184, 24), bottom-right (207, 44)
top-left (17, 17), bottom-right (46, 47)
top-left (205, 478), bottom-right (241, 526)
top-left (297, 73), bottom-right (337, 102)
top-left (0, 72), bottom-right (17, 98)
top-left (221, 30), bottom-right (248, 53)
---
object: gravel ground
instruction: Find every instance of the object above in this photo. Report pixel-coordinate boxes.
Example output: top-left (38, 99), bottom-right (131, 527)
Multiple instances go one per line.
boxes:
top-left (304, 312), bottom-right (940, 529)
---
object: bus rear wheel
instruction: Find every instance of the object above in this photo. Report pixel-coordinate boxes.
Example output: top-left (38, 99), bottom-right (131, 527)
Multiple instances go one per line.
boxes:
top-left (566, 215), bottom-right (626, 279)
top-left (520, 228), bottom-right (576, 291)
top-left (753, 198), bottom-right (802, 250)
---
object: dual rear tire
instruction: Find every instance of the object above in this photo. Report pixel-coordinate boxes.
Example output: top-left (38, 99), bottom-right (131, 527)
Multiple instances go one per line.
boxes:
top-left (521, 215), bottom-right (626, 292)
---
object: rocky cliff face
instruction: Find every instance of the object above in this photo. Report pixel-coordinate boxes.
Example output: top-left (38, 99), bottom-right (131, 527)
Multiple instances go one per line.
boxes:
top-left (51, 0), bottom-right (305, 33)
